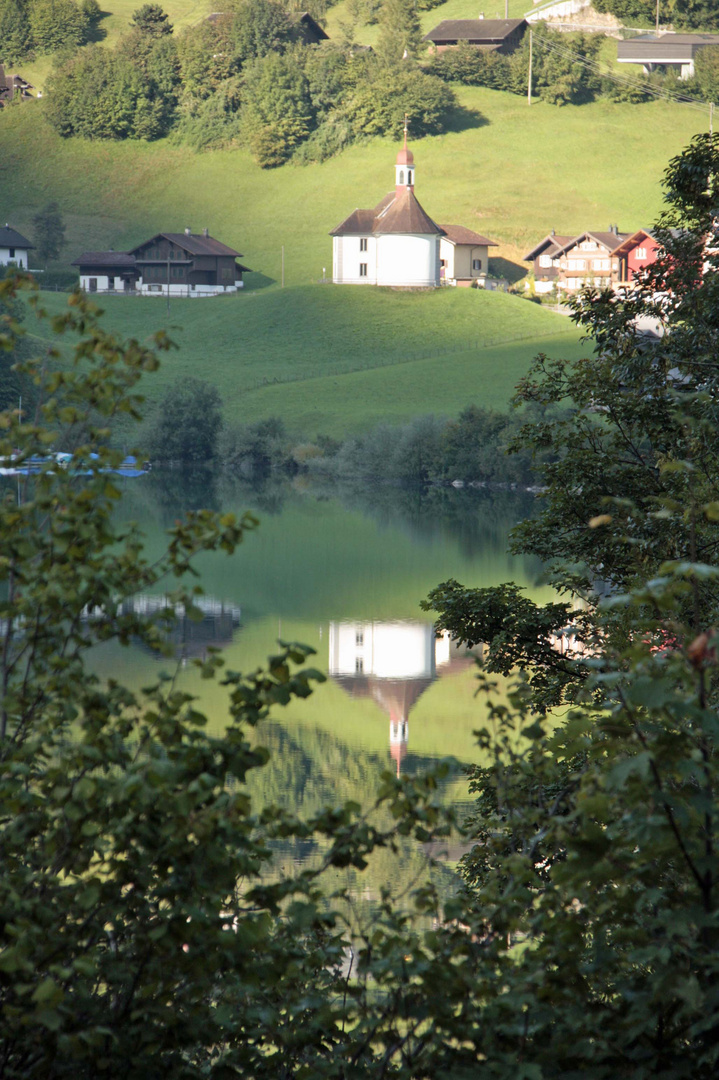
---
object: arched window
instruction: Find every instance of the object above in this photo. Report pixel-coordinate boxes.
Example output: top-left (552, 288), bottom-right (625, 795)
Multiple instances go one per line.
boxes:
top-left (399, 170), bottom-right (404, 184)
top-left (407, 170), bottom-right (413, 185)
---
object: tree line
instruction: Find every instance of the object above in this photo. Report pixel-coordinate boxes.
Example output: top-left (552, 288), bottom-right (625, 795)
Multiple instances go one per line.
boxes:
top-left (0, 0), bottom-right (101, 65)
top-left (39, 0), bottom-right (456, 164)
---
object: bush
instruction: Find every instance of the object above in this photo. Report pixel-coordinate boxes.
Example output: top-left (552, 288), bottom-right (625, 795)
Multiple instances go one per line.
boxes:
top-left (148, 377), bottom-right (223, 464)
top-left (241, 51), bottom-right (313, 165)
top-left (343, 61), bottom-right (455, 138)
top-left (0, 0), bottom-right (33, 63)
top-left (28, 0), bottom-right (87, 53)
top-left (221, 416), bottom-right (292, 476)
top-left (426, 42), bottom-right (512, 90)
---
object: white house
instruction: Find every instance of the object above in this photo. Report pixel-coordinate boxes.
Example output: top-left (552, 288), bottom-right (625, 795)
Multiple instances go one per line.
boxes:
top-left (0, 224), bottom-right (34, 270)
top-left (330, 137), bottom-right (497, 289)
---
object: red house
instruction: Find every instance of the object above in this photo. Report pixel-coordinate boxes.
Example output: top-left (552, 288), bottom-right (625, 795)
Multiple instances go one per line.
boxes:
top-left (610, 229), bottom-right (660, 284)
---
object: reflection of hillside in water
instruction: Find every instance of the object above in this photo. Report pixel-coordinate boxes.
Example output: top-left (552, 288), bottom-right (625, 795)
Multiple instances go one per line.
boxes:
top-left (329, 621), bottom-right (476, 776)
top-left (121, 594), bottom-right (242, 660)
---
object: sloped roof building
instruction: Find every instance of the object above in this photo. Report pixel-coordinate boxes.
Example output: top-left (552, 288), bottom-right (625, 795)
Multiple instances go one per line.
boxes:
top-left (330, 137), bottom-right (497, 288)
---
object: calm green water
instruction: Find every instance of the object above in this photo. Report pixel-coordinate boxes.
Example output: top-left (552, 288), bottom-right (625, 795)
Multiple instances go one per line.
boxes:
top-left (94, 472), bottom-right (547, 896)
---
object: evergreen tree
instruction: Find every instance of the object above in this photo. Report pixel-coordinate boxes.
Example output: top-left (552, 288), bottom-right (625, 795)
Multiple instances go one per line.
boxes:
top-left (241, 51), bottom-right (313, 165)
top-left (0, 0), bottom-right (32, 64)
top-left (148, 377), bottom-right (223, 463)
top-left (129, 1), bottom-right (172, 36)
top-left (673, 0), bottom-right (719, 30)
top-left (31, 201), bottom-right (66, 266)
top-left (45, 46), bottom-right (145, 138)
top-left (376, 0), bottom-right (422, 63)
top-left (694, 42), bottom-right (719, 98)
top-left (229, 0), bottom-right (297, 63)
top-left (28, 0), bottom-right (86, 53)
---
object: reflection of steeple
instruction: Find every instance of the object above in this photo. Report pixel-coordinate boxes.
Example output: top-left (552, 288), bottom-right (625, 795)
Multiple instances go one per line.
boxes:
top-left (329, 621), bottom-right (445, 777)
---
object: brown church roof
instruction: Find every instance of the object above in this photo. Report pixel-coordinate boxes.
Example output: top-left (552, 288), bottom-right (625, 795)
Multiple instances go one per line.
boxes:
top-left (439, 224), bottom-right (497, 246)
top-left (330, 190), bottom-right (442, 237)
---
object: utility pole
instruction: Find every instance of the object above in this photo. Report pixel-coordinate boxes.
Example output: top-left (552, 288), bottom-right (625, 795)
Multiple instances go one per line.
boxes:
top-left (281, 245), bottom-right (285, 288)
top-left (166, 252), bottom-right (171, 315)
top-left (528, 29), bottom-right (533, 105)
top-left (655, 0), bottom-right (659, 35)
top-left (711, 102), bottom-right (714, 134)
top-left (505, 0), bottom-right (508, 17)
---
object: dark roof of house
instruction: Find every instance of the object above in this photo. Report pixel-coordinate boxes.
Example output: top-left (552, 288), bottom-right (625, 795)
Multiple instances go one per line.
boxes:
top-left (294, 11), bottom-right (329, 39)
top-left (71, 251), bottom-right (137, 268)
top-left (617, 32), bottom-right (719, 62)
top-left (524, 234), bottom-right (574, 260)
top-left (424, 18), bottom-right (526, 42)
top-left (577, 230), bottom-right (629, 250)
top-left (330, 190), bottom-right (442, 236)
top-left (439, 224), bottom-right (497, 246)
top-left (129, 232), bottom-right (243, 257)
top-left (0, 224), bottom-right (34, 249)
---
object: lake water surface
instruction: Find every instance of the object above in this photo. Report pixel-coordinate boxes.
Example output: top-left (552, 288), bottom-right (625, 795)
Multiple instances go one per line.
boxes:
top-left (96, 473), bottom-right (549, 896)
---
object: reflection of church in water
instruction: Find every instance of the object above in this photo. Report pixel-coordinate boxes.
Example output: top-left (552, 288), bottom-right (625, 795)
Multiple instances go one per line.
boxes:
top-left (329, 621), bottom-right (461, 776)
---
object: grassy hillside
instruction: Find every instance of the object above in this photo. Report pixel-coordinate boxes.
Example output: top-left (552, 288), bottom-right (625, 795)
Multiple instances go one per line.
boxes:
top-left (36, 284), bottom-right (583, 436)
top-left (0, 86), bottom-right (709, 285)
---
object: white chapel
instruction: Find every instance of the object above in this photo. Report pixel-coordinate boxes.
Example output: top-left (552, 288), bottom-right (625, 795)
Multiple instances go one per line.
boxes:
top-left (330, 131), bottom-right (496, 288)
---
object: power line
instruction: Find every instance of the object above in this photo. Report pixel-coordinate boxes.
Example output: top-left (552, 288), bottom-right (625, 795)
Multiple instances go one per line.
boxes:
top-left (531, 31), bottom-right (712, 115)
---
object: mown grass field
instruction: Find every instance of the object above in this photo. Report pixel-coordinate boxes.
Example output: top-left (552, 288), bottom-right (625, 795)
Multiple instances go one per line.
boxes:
top-left (35, 285), bottom-right (584, 437)
top-left (0, 83), bottom-right (709, 288)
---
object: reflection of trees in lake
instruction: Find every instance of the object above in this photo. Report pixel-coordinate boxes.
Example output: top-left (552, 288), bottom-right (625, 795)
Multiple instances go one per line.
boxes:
top-left (247, 718), bottom-right (463, 905)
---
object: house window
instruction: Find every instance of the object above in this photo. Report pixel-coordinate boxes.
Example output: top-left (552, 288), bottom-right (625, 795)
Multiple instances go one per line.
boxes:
top-left (88, 278), bottom-right (97, 292)
top-left (9, 248), bottom-right (15, 258)
top-left (472, 259), bottom-right (482, 271)
top-left (359, 263), bottom-right (368, 277)
top-left (356, 630), bottom-right (364, 645)
top-left (636, 247), bottom-right (647, 259)
top-left (360, 238), bottom-right (368, 251)
top-left (581, 241), bottom-right (597, 250)
top-left (593, 259), bottom-right (610, 271)
top-left (222, 267), bottom-right (233, 281)
top-left (539, 255), bottom-right (552, 268)
top-left (355, 657), bottom-right (364, 674)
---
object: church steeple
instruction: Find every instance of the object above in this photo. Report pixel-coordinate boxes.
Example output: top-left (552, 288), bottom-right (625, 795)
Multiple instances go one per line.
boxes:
top-left (395, 114), bottom-right (414, 197)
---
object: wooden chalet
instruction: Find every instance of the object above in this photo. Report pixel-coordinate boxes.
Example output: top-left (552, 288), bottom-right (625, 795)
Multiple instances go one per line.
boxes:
top-left (424, 18), bottom-right (527, 54)
top-left (0, 66), bottom-right (34, 107)
top-left (525, 227), bottom-right (628, 293)
top-left (610, 229), bottom-right (661, 284)
top-left (129, 229), bottom-right (250, 295)
top-left (72, 228), bottom-right (251, 296)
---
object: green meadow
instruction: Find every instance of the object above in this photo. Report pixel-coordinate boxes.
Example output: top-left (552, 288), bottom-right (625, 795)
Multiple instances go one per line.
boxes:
top-left (0, 82), bottom-right (709, 282)
top-left (34, 285), bottom-right (584, 436)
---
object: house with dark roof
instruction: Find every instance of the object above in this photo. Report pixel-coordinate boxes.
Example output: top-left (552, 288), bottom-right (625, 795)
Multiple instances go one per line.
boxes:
top-left (424, 17), bottom-right (527, 54)
top-left (73, 228), bottom-right (251, 296)
top-left (525, 227), bottom-right (628, 293)
top-left (0, 66), bottom-right (34, 107)
top-left (610, 229), bottom-right (662, 284)
top-left (439, 224), bottom-right (497, 286)
top-left (72, 252), bottom-right (140, 293)
top-left (617, 32), bottom-right (719, 79)
top-left (0, 224), bottom-right (34, 270)
top-left (330, 134), bottom-right (497, 288)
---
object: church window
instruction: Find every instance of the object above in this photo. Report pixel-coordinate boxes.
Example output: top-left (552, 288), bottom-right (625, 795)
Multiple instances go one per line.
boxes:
top-left (359, 263), bottom-right (368, 277)
top-left (399, 170), bottom-right (404, 184)
top-left (360, 238), bottom-right (368, 251)
top-left (407, 170), bottom-right (412, 184)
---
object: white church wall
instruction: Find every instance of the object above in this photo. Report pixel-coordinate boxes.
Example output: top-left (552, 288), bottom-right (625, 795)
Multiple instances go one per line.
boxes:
top-left (333, 235), bottom-right (378, 284)
top-left (328, 621), bottom-right (436, 679)
top-left (376, 234), bottom-right (439, 288)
